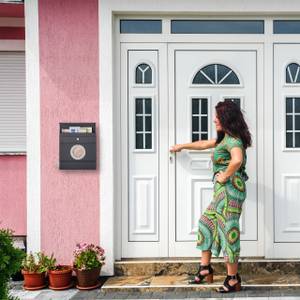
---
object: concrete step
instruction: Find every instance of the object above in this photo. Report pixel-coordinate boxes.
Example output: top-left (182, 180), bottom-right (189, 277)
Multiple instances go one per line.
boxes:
top-left (101, 274), bottom-right (300, 298)
top-left (115, 257), bottom-right (300, 277)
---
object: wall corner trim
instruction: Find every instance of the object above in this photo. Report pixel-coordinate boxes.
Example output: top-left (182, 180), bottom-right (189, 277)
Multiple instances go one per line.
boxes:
top-left (25, 0), bottom-right (41, 253)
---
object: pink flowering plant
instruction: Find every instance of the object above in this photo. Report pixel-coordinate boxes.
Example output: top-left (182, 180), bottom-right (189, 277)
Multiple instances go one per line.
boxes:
top-left (73, 243), bottom-right (105, 271)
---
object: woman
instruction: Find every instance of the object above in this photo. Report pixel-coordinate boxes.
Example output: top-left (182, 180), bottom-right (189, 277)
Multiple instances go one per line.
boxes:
top-left (170, 100), bottom-right (251, 293)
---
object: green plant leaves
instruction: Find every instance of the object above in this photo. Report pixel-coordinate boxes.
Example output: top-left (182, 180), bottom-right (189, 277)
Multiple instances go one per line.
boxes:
top-left (0, 228), bottom-right (25, 299)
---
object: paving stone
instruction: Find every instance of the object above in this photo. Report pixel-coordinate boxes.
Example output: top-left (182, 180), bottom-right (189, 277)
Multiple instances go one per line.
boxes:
top-left (97, 292), bottom-right (118, 299)
top-left (70, 290), bottom-right (101, 299)
top-left (280, 287), bottom-right (300, 297)
top-left (34, 289), bottom-right (78, 300)
top-left (187, 290), bottom-right (212, 298)
top-left (244, 287), bottom-right (270, 297)
top-left (9, 290), bottom-right (43, 300)
top-left (111, 291), bottom-right (132, 299)
top-left (172, 291), bottom-right (189, 298)
top-left (9, 281), bottom-right (24, 291)
top-left (125, 293), bottom-right (149, 299)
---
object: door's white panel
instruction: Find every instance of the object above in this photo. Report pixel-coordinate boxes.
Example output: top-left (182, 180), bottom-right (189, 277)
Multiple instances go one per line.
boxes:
top-left (189, 177), bottom-right (214, 238)
top-left (282, 175), bottom-right (300, 232)
top-left (190, 158), bottom-right (212, 170)
top-left (275, 174), bottom-right (300, 241)
top-left (130, 176), bottom-right (157, 240)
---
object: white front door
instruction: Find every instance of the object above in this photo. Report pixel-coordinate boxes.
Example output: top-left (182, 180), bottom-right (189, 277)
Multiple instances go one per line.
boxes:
top-left (273, 44), bottom-right (300, 256)
top-left (168, 45), bottom-right (261, 257)
top-left (121, 43), bottom-right (263, 258)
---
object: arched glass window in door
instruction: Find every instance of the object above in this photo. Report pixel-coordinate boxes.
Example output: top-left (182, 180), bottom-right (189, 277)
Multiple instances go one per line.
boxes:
top-left (192, 63), bottom-right (240, 85)
top-left (135, 63), bottom-right (152, 84)
top-left (286, 63), bottom-right (300, 83)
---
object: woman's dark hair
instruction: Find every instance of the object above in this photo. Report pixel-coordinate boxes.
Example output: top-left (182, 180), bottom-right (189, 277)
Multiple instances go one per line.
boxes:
top-left (215, 100), bottom-right (252, 149)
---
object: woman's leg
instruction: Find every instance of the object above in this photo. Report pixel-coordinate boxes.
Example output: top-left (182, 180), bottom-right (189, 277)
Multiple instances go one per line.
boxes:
top-left (199, 250), bottom-right (212, 275)
top-left (217, 262), bottom-right (239, 292)
top-left (224, 262), bottom-right (239, 289)
top-left (201, 250), bottom-right (212, 265)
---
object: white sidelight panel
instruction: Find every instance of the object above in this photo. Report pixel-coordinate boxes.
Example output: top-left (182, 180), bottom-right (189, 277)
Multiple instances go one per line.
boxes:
top-left (274, 44), bottom-right (300, 243)
top-left (128, 51), bottom-right (158, 242)
top-left (121, 44), bottom-right (169, 257)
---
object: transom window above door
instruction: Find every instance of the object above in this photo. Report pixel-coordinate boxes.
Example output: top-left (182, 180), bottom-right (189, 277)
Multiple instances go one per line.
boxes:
top-left (192, 63), bottom-right (240, 85)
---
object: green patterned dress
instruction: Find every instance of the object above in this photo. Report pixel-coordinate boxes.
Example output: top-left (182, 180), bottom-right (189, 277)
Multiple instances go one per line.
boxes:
top-left (196, 133), bottom-right (248, 263)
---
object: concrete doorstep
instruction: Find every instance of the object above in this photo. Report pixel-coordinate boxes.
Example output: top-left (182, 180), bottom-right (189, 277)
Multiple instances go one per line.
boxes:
top-left (9, 259), bottom-right (300, 299)
top-left (9, 276), bottom-right (300, 299)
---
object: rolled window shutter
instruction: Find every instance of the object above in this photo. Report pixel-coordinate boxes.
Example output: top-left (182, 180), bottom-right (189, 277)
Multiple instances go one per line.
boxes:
top-left (0, 51), bottom-right (26, 153)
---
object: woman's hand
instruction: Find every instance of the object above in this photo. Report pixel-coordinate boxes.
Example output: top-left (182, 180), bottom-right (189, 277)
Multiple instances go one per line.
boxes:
top-left (216, 171), bottom-right (229, 184)
top-left (170, 144), bottom-right (183, 153)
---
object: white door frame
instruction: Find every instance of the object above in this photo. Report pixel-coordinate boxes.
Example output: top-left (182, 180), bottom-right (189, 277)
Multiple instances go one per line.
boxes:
top-left (99, 0), bottom-right (300, 275)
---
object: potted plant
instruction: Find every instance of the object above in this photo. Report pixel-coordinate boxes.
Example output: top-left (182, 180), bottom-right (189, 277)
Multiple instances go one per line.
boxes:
top-left (21, 252), bottom-right (50, 290)
top-left (73, 243), bottom-right (105, 290)
top-left (0, 228), bottom-right (25, 299)
top-left (47, 254), bottom-right (73, 290)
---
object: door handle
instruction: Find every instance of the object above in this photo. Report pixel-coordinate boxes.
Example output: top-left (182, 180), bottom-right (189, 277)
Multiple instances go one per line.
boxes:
top-left (169, 152), bottom-right (175, 163)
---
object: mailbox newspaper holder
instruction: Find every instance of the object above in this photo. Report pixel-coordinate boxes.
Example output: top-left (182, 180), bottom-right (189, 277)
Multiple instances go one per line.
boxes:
top-left (59, 123), bottom-right (96, 170)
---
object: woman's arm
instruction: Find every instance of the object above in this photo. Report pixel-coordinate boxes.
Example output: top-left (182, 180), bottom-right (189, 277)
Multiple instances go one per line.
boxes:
top-left (170, 139), bottom-right (216, 152)
top-left (216, 147), bottom-right (243, 183)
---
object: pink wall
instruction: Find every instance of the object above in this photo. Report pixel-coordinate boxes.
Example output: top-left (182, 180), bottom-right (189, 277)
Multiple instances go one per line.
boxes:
top-left (0, 9), bottom-right (26, 236)
top-left (39, 0), bottom-right (99, 263)
top-left (0, 156), bottom-right (26, 235)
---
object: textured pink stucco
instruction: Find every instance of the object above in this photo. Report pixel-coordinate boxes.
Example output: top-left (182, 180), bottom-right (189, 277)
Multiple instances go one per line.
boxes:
top-left (39, 0), bottom-right (99, 264)
top-left (0, 156), bottom-right (26, 235)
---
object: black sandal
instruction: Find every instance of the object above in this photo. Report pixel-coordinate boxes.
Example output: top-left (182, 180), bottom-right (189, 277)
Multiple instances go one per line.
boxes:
top-left (216, 273), bottom-right (242, 293)
top-left (188, 264), bottom-right (214, 284)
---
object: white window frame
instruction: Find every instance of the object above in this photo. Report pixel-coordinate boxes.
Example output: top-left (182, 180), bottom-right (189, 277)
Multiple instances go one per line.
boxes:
top-left (0, 51), bottom-right (26, 154)
top-left (283, 96), bottom-right (300, 151)
top-left (187, 95), bottom-right (212, 154)
top-left (132, 96), bottom-right (155, 152)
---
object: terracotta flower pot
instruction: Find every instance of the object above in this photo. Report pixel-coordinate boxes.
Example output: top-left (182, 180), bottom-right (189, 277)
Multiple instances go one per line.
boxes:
top-left (21, 270), bottom-right (46, 290)
top-left (48, 265), bottom-right (73, 290)
top-left (74, 266), bottom-right (101, 289)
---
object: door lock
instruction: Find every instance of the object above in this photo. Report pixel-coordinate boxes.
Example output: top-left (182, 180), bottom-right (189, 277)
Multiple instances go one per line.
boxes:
top-left (169, 152), bottom-right (175, 163)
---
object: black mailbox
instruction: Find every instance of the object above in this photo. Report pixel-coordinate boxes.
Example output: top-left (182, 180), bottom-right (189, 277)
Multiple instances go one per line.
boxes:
top-left (59, 123), bottom-right (96, 170)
